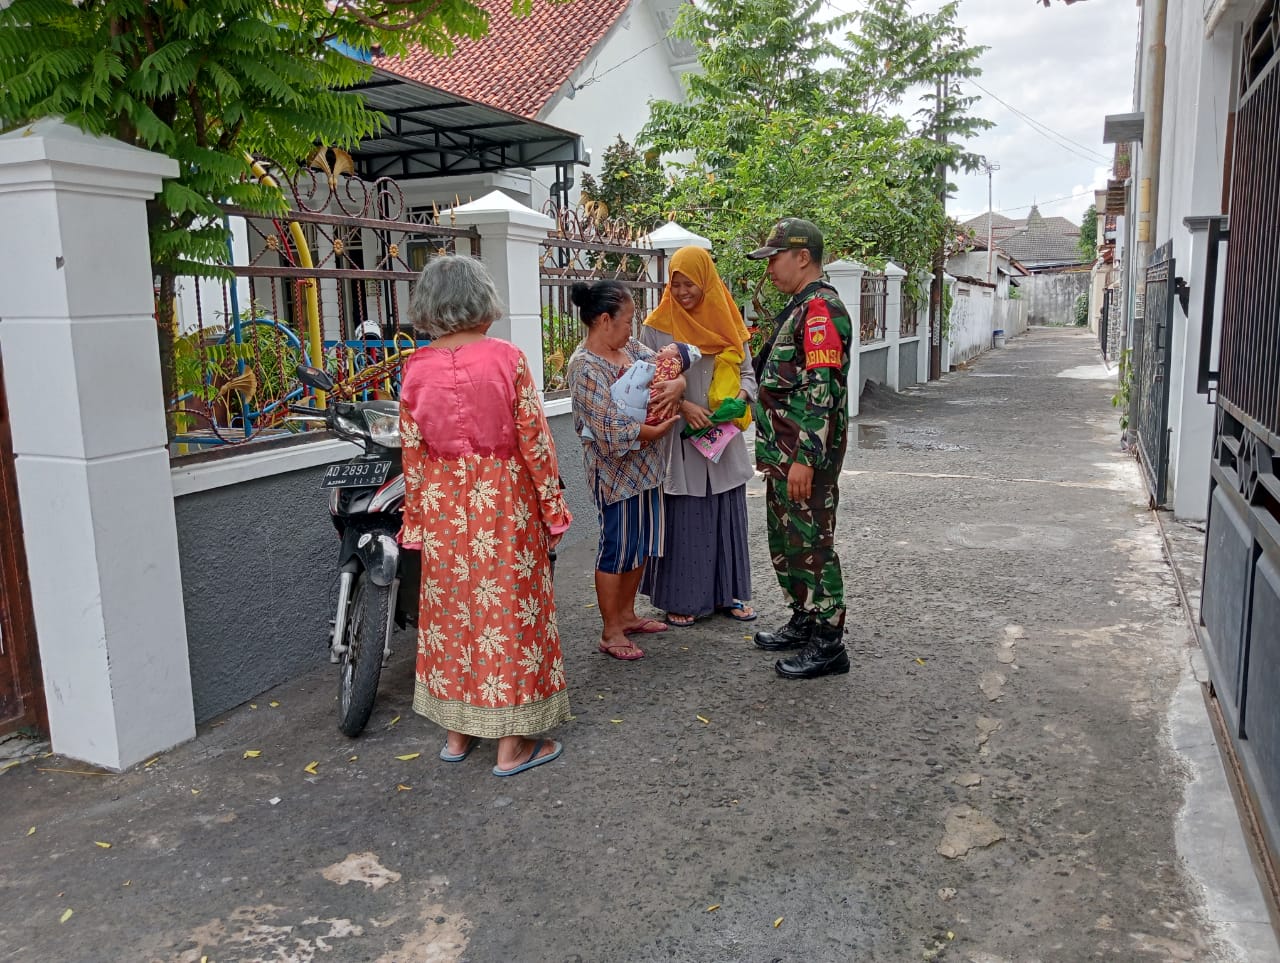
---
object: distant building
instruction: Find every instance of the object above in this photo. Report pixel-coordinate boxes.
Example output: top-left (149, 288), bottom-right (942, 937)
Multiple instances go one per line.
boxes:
top-left (962, 206), bottom-right (1085, 274)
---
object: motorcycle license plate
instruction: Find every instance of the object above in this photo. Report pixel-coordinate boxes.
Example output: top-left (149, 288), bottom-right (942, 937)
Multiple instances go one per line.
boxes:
top-left (322, 460), bottom-right (393, 489)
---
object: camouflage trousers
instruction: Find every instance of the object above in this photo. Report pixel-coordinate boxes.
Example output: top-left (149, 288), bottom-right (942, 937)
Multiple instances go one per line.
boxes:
top-left (764, 472), bottom-right (845, 629)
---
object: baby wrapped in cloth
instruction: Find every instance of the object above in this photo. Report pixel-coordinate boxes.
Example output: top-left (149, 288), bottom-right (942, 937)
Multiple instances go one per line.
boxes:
top-left (582, 341), bottom-right (701, 448)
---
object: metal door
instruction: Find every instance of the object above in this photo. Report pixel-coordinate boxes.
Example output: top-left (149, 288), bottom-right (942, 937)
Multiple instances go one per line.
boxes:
top-left (1199, 0), bottom-right (1280, 867)
top-left (0, 345), bottom-right (43, 735)
top-left (1132, 242), bottom-right (1175, 506)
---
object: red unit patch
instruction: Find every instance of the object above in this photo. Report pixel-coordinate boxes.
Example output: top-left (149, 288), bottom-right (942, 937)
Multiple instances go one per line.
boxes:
top-left (803, 299), bottom-right (841, 369)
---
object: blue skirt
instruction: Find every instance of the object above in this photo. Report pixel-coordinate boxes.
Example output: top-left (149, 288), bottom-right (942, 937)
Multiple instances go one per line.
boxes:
top-left (595, 486), bottom-right (665, 574)
top-left (640, 483), bottom-right (752, 616)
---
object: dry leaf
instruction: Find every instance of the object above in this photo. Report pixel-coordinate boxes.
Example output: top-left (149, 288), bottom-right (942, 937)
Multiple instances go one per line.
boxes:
top-left (210, 721), bottom-right (227, 728)
top-left (123, 881), bottom-right (131, 886)
top-left (696, 715), bottom-right (710, 724)
top-left (269, 701), bottom-right (280, 707)
top-left (59, 909), bottom-right (73, 924)
top-left (386, 716), bottom-right (401, 729)
top-left (348, 755), bottom-right (358, 762)
top-left (243, 750), bottom-right (262, 759)
top-left (396, 784), bottom-right (411, 791)
top-left (94, 841), bottom-right (112, 849)
top-left (191, 789), bottom-right (200, 795)
top-left (26, 826), bottom-right (35, 837)
top-left (773, 917), bottom-right (784, 928)
top-left (304, 761), bottom-right (319, 775)
top-left (596, 695), bottom-right (605, 700)
top-left (143, 757), bottom-right (159, 768)
top-left (706, 904), bottom-right (720, 912)
top-left (250, 704), bottom-right (258, 710)
top-left (610, 719), bottom-right (623, 724)
top-left (395, 753), bottom-right (421, 761)
top-left (584, 602), bottom-right (596, 608)
top-left (915, 658), bottom-right (926, 666)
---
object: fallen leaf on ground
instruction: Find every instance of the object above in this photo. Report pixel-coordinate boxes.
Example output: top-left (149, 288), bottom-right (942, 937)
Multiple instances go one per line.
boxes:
top-left (773, 917), bottom-right (783, 928)
top-left (348, 755), bottom-right (358, 762)
top-left (250, 704), bottom-right (258, 710)
top-left (706, 904), bottom-right (720, 912)
top-left (385, 716), bottom-right (401, 729)
top-left (696, 715), bottom-right (710, 724)
top-left (143, 757), bottom-right (159, 768)
top-left (123, 880), bottom-right (131, 886)
top-left (396, 784), bottom-right (412, 791)
top-left (191, 789), bottom-right (200, 795)
top-left (269, 701), bottom-right (280, 707)
top-left (26, 827), bottom-right (35, 836)
top-left (610, 719), bottom-right (623, 724)
top-left (210, 721), bottom-right (227, 728)
top-left (59, 909), bottom-right (72, 924)
top-left (915, 658), bottom-right (926, 666)
top-left (304, 761), bottom-right (319, 775)
top-left (584, 603), bottom-right (596, 608)
top-left (243, 750), bottom-right (262, 759)
top-left (395, 753), bottom-right (421, 761)
top-left (94, 841), bottom-right (112, 849)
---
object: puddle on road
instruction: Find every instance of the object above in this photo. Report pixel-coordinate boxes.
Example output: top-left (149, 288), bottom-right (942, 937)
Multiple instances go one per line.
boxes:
top-left (856, 423), bottom-right (970, 452)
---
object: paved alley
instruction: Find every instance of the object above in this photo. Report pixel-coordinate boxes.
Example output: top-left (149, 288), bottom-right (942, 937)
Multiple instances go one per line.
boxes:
top-left (1, 327), bottom-right (1275, 962)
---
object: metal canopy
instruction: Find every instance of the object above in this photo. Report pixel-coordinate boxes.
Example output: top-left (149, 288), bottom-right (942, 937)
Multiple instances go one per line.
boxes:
top-left (1103, 112), bottom-right (1145, 144)
top-left (348, 67), bottom-right (586, 180)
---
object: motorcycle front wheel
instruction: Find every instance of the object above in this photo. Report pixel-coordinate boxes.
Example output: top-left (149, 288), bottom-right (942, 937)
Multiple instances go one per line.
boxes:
top-left (337, 569), bottom-right (391, 737)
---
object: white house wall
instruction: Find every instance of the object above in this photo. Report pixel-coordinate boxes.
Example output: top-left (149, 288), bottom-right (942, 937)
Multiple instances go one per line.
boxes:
top-left (537, 0), bottom-right (686, 212)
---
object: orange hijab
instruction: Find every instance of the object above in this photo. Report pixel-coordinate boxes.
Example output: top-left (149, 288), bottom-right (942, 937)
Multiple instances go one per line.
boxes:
top-left (643, 247), bottom-right (750, 355)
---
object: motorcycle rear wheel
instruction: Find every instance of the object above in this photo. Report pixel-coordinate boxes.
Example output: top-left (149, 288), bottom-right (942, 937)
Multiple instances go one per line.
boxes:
top-left (337, 569), bottom-right (391, 737)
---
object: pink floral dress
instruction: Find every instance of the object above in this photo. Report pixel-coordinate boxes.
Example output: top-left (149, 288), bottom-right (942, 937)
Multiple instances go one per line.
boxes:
top-left (398, 339), bottom-right (572, 738)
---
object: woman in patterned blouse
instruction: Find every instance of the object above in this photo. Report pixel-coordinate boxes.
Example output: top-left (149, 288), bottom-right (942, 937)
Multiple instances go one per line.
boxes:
top-left (567, 281), bottom-right (683, 661)
top-left (399, 255), bottom-right (572, 777)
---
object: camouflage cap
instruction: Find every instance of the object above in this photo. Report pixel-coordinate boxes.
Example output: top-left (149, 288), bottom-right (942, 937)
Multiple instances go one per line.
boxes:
top-left (746, 217), bottom-right (824, 261)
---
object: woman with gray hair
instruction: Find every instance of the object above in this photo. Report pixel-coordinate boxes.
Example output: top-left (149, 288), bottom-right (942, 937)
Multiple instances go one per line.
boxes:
top-left (398, 255), bottom-right (572, 777)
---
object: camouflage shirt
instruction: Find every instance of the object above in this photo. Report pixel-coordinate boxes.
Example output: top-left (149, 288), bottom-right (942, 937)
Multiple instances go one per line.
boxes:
top-left (753, 279), bottom-right (852, 478)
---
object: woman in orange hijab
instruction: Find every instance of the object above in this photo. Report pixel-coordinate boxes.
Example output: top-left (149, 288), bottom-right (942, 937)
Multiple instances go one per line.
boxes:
top-left (639, 246), bottom-right (759, 626)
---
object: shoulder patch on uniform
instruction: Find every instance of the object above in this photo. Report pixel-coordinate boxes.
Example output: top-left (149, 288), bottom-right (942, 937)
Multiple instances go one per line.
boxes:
top-left (803, 299), bottom-right (842, 369)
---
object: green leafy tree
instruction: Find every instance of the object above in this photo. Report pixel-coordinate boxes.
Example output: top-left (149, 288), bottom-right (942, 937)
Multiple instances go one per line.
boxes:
top-left (641, 0), bottom-right (989, 314)
top-left (579, 135), bottom-right (665, 231)
top-left (0, 0), bottom-right (550, 408)
top-left (1079, 204), bottom-right (1099, 262)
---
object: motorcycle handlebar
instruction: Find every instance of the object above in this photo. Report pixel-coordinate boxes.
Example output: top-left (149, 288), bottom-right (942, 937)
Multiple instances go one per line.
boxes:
top-left (288, 403), bottom-right (322, 415)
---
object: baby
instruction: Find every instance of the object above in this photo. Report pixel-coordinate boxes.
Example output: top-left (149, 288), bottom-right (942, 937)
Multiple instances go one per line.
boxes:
top-left (582, 341), bottom-right (701, 445)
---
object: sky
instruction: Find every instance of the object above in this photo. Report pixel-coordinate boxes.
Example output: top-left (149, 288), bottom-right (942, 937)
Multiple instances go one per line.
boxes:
top-left (832, 0), bottom-right (1141, 229)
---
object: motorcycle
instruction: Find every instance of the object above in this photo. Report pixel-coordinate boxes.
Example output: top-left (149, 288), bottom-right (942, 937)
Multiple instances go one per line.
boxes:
top-left (289, 365), bottom-right (420, 737)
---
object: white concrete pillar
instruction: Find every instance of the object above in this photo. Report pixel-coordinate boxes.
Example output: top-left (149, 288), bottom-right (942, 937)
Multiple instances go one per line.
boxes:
top-left (918, 273), bottom-right (933, 385)
top-left (452, 191), bottom-right (555, 390)
top-left (826, 260), bottom-right (866, 417)
top-left (0, 119), bottom-right (195, 769)
top-left (883, 263), bottom-right (907, 391)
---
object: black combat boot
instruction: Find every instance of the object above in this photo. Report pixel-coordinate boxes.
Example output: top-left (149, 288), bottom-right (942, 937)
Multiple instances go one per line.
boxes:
top-left (753, 610), bottom-right (814, 651)
top-left (775, 623), bottom-right (849, 679)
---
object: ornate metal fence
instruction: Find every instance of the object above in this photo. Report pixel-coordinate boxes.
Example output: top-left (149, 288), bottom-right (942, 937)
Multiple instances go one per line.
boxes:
top-left (860, 274), bottom-right (887, 343)
top-left (169, 159), bottom-right (479, 456)
top-left (539, 206), bottom-right (666, 395)
top-left (1131, 242), bottom-right (1175, 505)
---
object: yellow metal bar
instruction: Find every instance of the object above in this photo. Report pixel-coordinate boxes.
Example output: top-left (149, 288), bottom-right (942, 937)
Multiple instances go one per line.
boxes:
top-left (246, 157), bottom-right (325, 407)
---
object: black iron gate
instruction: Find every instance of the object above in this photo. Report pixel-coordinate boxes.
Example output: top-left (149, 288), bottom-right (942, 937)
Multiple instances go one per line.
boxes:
top-left (1132, 241), bottom-right (1175, 506)
top-left (1199, 0), bottom-right (1280, 872)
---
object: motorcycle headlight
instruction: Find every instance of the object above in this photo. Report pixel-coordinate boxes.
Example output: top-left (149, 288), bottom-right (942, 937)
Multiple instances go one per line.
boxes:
top-left (363, 409), bottom-right (402, 448)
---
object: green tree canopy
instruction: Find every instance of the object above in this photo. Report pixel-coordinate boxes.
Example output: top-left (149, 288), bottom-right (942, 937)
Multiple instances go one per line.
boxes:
top-left (1079, 204), bottom-right (1099, 262)
top-left (640, 0), bottom-right (990, 311)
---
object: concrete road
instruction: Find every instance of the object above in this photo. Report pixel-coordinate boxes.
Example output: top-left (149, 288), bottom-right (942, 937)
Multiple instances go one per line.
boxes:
top-left (1, 327), bottom-right (1275, 962)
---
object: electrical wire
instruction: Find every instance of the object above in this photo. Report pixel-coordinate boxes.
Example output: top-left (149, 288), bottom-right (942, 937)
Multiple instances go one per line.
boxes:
top-left (965, 79), bottom-right (1112, 165)
top-left (572, 36), bottom-right (669, 93)
top-left (977, 187), bottom-right (1098, 217)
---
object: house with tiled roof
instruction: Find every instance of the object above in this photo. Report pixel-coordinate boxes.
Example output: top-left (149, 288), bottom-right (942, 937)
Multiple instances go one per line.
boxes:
top-left (961, 206), bottom-right (1085, 272)
top-left (375, 0), bottom-right (696, 210)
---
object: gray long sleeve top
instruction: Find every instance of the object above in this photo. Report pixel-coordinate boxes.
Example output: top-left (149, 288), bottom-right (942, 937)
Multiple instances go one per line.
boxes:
top-left (639, 326), bottom-right (758, 497)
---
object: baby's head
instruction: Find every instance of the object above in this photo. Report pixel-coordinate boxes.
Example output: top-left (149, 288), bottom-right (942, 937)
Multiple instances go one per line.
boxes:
top-left (658, 342), bottom-right (701, 371)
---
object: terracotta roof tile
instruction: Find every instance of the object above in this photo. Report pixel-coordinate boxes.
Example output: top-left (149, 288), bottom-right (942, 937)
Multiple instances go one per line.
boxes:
top-left (375, 0), bottom-right (634, 119)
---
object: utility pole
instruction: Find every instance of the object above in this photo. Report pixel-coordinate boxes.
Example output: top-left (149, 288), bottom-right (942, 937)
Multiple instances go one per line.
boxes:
top-left (982, 159), bottom-right (1000, 283)
top-left (929, 74), bottom-right (946, 381)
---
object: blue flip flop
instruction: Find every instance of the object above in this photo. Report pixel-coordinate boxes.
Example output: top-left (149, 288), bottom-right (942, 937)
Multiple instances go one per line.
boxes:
top-left (721, 600), bottom-right (758, 622)
top-left (439, 737), bottom-right (477, 763)
top-left (492, 739), bottom-right (562, 777)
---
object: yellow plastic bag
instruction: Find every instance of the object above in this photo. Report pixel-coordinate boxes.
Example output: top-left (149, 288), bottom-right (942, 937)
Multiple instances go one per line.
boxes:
top-left (707, 347), bottom-right (752, 430)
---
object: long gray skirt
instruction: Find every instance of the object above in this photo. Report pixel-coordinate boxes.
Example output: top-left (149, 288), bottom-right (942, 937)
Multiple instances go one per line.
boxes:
top-left (640, 482), bottom-right (752, 618)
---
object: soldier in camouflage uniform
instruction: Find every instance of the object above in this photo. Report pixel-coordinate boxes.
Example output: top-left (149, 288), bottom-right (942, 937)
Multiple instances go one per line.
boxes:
top-left (746, 218), bottom-right (851, 680)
